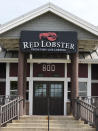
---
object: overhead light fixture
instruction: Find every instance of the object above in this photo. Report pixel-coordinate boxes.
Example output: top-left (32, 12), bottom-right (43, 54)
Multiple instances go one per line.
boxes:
top-left (0, 46), bottom-right (2, 52)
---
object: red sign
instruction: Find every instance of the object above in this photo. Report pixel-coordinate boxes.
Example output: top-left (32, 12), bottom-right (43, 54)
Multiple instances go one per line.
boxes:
top-left (39, 32), bottom-right (57, 41)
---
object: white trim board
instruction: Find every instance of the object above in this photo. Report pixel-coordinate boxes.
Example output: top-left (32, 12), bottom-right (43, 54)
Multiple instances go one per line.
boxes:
top-left (33, 77), bottom-right (65, 81)
top-left (6, 63), bottom-right (10, 96)
top-left (29, 63), bottom-right (33, 115)
top-left (92, 80), bottom-right (98, 83)
top-left (88, 64), bottom-right (91, 96)
top-left (0, 2), bottom-right (98, 36)
top-left (1, 58), bottom-right (98, 64)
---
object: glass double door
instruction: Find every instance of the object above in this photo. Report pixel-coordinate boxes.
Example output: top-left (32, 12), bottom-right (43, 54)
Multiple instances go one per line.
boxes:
top-left (33, 81), bottom-right (64, 115)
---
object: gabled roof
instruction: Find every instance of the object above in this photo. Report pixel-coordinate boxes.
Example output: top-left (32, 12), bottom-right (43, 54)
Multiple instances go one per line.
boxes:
top-left (0, 2), bottom-right (98, 36)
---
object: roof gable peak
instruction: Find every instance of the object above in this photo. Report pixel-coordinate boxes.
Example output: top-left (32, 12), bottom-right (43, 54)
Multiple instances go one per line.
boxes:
top-left (0, 2), bottom-right (98, 36)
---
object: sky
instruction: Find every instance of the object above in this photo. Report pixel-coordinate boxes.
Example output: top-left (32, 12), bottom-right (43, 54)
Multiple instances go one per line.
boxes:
top-left (0, 0), bottom-right (98, 26)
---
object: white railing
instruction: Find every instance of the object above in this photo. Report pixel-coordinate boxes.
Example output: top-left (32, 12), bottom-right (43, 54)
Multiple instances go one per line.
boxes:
top-left (73, 97), bottom-right (98, 131)
top-left (0, 96), bottom-right (23, 126)
top-left (0, 95), bottom-right (19, 105)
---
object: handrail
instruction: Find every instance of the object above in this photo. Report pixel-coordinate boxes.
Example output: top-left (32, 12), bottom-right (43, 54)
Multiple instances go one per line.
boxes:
top-left (79, 99), bottom-right (95, 125)
top-left (0, 96), bottom-right (23, 126)
top-left (79, 96), bottom-right (98, 106)
top-left (73, 97), bottom-right (98, 131)
top-left (0, 95), bottom-right (19, 105)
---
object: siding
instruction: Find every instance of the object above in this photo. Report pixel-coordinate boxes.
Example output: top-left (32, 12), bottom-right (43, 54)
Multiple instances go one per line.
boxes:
top-left (0, 12), bottom-right (98, 40)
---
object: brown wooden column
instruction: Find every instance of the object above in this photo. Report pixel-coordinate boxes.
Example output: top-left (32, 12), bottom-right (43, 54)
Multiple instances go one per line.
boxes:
top-left (71, 52), bottom-right (79, 99)
top-left (18, 48), bottom-right (27, 115)
top-left (71, 50), bottom-right (79, 115)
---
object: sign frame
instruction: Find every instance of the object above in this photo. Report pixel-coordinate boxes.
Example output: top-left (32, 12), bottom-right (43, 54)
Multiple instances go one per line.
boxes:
top-left (20, 31), bottom-right (77, 53)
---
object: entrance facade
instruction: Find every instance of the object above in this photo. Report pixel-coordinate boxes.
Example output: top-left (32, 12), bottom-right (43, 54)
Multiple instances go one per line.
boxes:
top-left (33, 81), bottom-right (64, 115)
top-left (5, 62), bottom-right (90, 115)
top-left (0, 3), bottom-right (98, 116)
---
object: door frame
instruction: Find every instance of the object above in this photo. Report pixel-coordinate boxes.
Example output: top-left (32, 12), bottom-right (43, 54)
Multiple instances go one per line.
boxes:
top-left (29, 63), bottom-right (67, 115)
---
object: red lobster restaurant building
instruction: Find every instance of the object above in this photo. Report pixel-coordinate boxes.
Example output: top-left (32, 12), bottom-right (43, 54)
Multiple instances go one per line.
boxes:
top-left (0, 3), bottom-right (98, 115)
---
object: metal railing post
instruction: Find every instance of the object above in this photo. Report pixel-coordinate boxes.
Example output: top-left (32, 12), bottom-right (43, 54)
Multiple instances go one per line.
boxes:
top-left (17, 98), bottom-right (20, 120)
top-left (48, 97), bottom-right (50, 131)
top-left (95, 107), bottom-right (98, 131)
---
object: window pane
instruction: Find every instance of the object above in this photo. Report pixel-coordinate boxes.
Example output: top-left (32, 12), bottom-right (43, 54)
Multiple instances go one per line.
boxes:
top-left (34, 84), bottom-right (46, 97)
top-left (68, 92), bottom-right (71, 100)
top-left (10, 81), bottom-right (17, 90)
top-left (26, 91), bottom-right (29, 100)
top-left (67, 82), bottom-right (87, 99)
top-left (79, 82), bottom-right (87, 97)
top-left (51, 84), bottom-right (54, 89)
top-left (79, 82), bottom-right (87, 91)
top-left (10, 91), bottom-right (18, 95)
top-left (79, 92), bottom-right (87, 96)
top-left (50, 84), bottom-right (62, 98)
top-left (68, 82), bottom-right (71, 91)
top-left (10, 81), bottom-right (29, 100)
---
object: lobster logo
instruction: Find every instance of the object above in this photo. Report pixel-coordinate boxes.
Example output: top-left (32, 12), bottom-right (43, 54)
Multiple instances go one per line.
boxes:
top-left (39, 32), bottom-right (57, 41)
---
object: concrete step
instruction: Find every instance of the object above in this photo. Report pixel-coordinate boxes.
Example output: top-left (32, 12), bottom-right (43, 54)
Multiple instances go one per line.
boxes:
top-left (2, 115), bottom-right (96, 131)
top-left (12, 119), bottom-right (84, 124)
top-left (1, 127), bottom-right (95, 131)
top-left (7, 123), bottom-right (89, 128)
top-left (20, 115), bottom-right (75, 120)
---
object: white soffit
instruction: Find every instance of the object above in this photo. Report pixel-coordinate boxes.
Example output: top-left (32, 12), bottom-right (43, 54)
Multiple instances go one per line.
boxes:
top-left (0, 2), bottom-right (98, 36)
